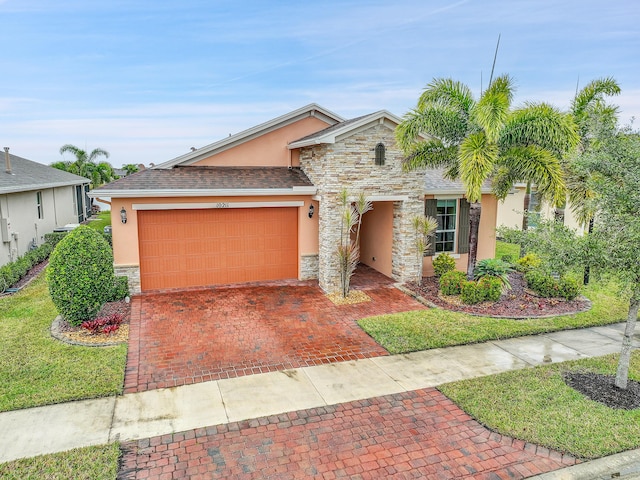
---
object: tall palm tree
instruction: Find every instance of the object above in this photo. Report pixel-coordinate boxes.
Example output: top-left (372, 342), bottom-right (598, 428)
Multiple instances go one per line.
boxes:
top-left (564, 77), bottom-right (620, 284)
top-left (59, 144), bottom-right (112, 187)
top-left (397, 75), bottom-right (578, 278)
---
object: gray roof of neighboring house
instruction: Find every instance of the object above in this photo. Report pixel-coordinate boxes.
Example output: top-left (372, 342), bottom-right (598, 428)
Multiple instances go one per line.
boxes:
top-left (0, 153), bottom-right (89, 195)
top-left (90, 166), bottom-right (315, 197)
top-left (424, 168), bottom-right (492, 195)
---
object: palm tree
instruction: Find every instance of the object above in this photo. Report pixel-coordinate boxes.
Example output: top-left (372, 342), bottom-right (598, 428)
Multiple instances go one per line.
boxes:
top-left (59, 144), bottom-right (112, 187)
top-left (397, 75), bottom-right (578, 278)
top-left (564, 77), bottom-right (620, 284)
top-left (122, 164), bottom-right (139, 176)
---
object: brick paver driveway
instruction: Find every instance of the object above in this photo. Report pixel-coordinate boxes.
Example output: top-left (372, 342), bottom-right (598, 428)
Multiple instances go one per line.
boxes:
top-left (119, 388), bottom-right (578, 479)
top-left (124, 273), bottom-right (425, 393)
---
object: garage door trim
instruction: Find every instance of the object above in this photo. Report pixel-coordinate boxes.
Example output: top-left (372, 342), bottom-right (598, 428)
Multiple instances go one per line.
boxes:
top-left (133, 201), bottom-right (304, 211)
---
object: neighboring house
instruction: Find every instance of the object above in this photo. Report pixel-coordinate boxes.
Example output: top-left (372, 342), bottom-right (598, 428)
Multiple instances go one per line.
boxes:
top-left (0, 149), bottom-right (90, 266)
top-left (497, 184), bottom-right (584, 234)
top-left (91, 104), bottom-right (497, 294)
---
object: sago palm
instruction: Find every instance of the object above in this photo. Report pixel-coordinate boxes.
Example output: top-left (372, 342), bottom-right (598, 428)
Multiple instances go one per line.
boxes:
top-left (397, 75), bottom-right (578, 278)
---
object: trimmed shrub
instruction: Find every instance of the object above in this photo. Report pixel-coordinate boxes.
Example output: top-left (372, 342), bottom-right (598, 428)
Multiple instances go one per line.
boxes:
top-left (439, 270), bottom-right (466, 295)
top-left (111, 276), bottom-right (130, 301)
top-left (474, 258), bottom-right (512, 289)
top-left (516, 253), bottom-right (542, 272)
top-left (44, 232), bottom-right (68, 248)
top-left (461, 280), bottom-right (485, 305)
top-left (525, 269), bottom-right (559, 298)
top-left (558, 274), bottom-right (581, 300)
top-left (477, 275), bottom-right (503, 302)
top-left (47, 226), bottom-right (115, 326)
top-left (432, 253), bottom-right (456, 277)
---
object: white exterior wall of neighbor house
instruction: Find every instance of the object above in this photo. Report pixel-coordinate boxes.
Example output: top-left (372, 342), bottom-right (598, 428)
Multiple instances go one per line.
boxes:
top-left (497, 187), bottom-right (585, 235)
top-left (299, 123), bottom-right (425, 292)
top-left (0, 186), bottom-right (81, 266)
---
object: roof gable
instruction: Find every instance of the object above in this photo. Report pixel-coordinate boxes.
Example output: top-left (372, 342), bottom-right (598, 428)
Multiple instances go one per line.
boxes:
top-left (0, 153), bottom-right (89, 195)
top-left (287, 110), bottom-right (402, 149)
top-left (156, 104), bottom-right (343, 169)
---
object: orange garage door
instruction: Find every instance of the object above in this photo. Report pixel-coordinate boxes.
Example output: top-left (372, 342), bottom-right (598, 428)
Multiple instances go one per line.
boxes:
top-left (138, 208), bottom-right (298, 291)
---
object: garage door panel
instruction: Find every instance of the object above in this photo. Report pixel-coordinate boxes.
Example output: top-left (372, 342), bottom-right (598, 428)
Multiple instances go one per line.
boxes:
top-left (138, 207), bottom-right (298, 291)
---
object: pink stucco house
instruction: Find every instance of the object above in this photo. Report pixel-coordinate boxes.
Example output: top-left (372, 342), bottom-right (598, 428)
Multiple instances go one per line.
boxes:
top-left (91, 104), bottom-right (497, 294)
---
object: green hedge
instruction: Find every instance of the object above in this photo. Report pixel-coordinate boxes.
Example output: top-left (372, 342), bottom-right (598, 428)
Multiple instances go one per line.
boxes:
top-left (0, 241), bottom-right (54, 293)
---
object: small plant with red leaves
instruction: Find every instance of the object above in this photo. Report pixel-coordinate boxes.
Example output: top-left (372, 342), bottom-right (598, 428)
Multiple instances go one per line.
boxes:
top-left (81, 313), bottom-right (123, 335)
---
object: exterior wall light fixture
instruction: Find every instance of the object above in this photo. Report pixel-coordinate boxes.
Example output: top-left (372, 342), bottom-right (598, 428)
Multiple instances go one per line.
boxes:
top-left (120, 207), bottom-right (127, 224)
top-left (308, 204), bottom-right (315, 218)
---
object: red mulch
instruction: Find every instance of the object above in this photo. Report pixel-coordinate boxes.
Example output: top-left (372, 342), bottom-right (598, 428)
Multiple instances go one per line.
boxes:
top-left (405, 272), bottom-right (590, 318)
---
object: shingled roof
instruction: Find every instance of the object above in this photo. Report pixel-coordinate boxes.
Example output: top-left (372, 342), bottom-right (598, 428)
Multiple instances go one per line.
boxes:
top-left (0, 153), bottom-right (88, 195)
top-left (91, 166), bottom-right (316, 197)
top-left (424, 167), bottom-right (492, 195)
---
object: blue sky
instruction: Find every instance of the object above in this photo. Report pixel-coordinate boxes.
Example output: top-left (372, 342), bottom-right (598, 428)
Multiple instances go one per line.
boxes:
top-left (2, 0), bottom-right (638, 167)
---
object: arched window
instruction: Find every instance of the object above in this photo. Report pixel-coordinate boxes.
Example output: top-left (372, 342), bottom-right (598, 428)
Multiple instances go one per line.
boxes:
top-left (375, 143), bottom-right (385, 166)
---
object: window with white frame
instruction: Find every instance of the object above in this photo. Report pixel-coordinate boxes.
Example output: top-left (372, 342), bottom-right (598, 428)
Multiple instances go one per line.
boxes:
top-left (36, 191), bottom-right (43, 219)
top-left (435, 199), bottom-right (456, 253)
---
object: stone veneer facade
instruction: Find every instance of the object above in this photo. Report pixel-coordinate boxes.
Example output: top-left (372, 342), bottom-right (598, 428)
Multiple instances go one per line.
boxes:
top-left (299, 123), bottom-right (426, 292)
top-left (115, 265), bottom-right (141, 295)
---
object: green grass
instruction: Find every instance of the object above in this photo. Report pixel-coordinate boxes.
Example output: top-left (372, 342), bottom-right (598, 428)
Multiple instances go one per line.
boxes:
top-left (0, 274), bottom-right (127, 412)
top-left (495, 240), bottom-right (520, 260)
top-left (86, 210), bottom-right (111, 232)
top-left (439, 352), bottom-right (640, 459)
top-left (359, 280), bottom-right (630, 354)
top-left (0, 443), bottom-right (120, 479)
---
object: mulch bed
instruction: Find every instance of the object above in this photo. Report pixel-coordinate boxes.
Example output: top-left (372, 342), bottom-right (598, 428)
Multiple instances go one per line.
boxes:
top-left (563, 371), bottom-right (640, 410)
top-left (54, 300), bottom-right (131, 345)
top-left (405, 272), bottom-right (590, 318)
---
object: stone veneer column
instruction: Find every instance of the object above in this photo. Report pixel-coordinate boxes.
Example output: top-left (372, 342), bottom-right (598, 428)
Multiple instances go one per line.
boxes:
top-left (391, 198), bottom-right (424, 284)
top-left (114, 265), bottom-right (141, 295)
top-left (317, 195), bottom-right (343, 292)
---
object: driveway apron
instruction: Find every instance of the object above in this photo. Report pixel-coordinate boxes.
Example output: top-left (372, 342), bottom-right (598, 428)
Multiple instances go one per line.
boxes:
top-left (124, 282), bottom-right (424, 394)
top-left (118, 388), bottom-right (578, 479)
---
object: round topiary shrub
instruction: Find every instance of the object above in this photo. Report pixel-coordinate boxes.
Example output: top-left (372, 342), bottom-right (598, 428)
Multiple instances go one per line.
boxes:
top-left (558, 274), bottom-right (581, 300)
top-left (47, 226), bottom-right (115, 326)
top-left (477, 275), bottom-right (503, 302)
top-left (439, 270), bottom-right (466, 296)
top-left (461, 280), bottom-right (484, 305)
top-left (432, 253), bottom-right (456, 277)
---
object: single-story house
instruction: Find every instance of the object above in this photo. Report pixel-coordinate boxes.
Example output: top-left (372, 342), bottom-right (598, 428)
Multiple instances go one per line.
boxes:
top-left (0, 149), bottom-right (91, 266)
top-left (497, 184), bottom-right (584, 234)
top-left (91, 104), bottom-right (497, 294)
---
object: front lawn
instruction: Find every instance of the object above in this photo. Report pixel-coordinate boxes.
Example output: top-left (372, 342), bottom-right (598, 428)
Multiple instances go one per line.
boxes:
top-left (0, 274), bottom-right (127, 412)
top-left (359, 280), bottom-right (629, 354)
top-left (439, 352), bottom-right (640, 459)
top-left (0, 443), bottom-right (120, 480)
top-left (495, 240), bottom-right (520, 260)
top-left (86, 210), bottom-right (111, 232)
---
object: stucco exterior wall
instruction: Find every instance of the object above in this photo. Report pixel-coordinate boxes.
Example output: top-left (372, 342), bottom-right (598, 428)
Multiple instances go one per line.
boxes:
top-left (192, 117), bottom-right (331, 168)
top-left (497, 189), bottom-right (526, 230)
top-left (0, 186), bottom-right (81, 267)
top-left (359, 201), bottom-right (393, 277)
top-left (299, 122), bottom-right (426, 292)
top-left (497, 186), bottom-right (585, 235)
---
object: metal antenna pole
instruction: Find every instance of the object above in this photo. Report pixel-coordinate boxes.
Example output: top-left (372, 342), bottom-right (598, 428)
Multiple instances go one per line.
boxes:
top-left (488, 33), bottom-right (501, 88)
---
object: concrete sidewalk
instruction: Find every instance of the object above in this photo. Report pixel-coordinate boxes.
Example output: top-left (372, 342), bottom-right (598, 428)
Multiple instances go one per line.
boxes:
top-left (1, 322), bottom-right (639, 476)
